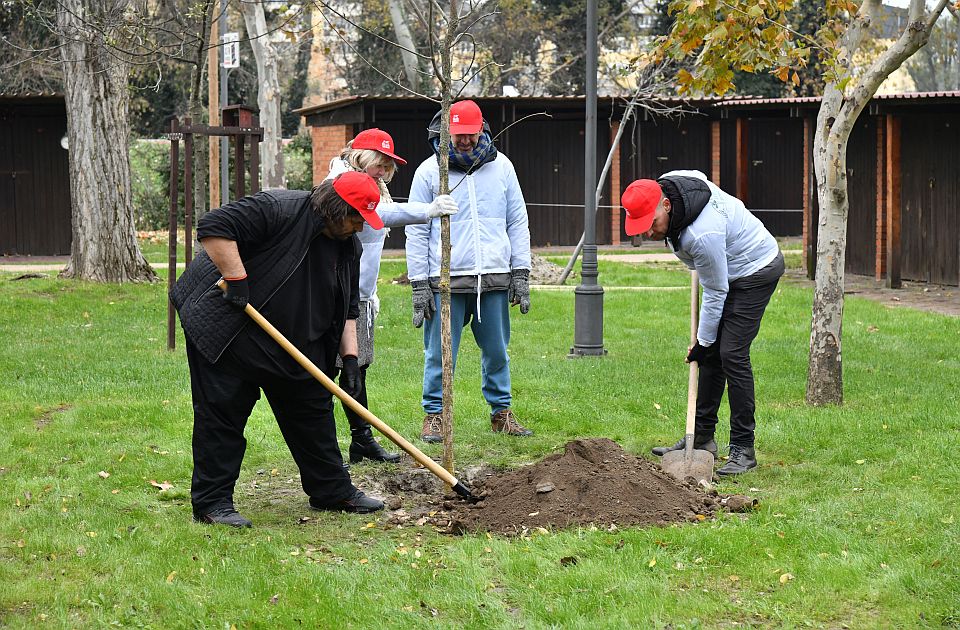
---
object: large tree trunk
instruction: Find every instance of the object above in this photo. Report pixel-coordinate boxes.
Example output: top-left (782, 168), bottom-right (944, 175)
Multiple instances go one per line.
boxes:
top-left (387, 0), bottom-right (420, 90)
top-left (239, 0), bottom-right (285, 189)
top-left (807, 88), bottom-right (849, 405)
top-left (57, 0), bottom-right (155, 283)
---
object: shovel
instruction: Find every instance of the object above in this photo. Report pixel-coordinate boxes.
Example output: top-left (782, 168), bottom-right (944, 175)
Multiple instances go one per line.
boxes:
top-left (217, 280), bottom-right (477, 502)
top-left (661, 270), bottom-right (715, 484)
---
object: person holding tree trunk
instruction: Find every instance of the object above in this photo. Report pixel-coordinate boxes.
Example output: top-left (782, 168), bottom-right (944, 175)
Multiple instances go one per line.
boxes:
top-left (405, 100), bottom-right (533, 443)
top-left (325, 128), bottom-right (459, 464)
top-left (170, 172), bottom-right (388, 527)
top-left (621, 170), bottom-right (784, 476)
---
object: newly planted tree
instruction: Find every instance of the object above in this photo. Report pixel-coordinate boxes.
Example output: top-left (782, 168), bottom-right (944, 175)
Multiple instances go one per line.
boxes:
top-left (314, 0), bottom-right (500, 476)
top-left (658, 0), bottom-right (955, 405)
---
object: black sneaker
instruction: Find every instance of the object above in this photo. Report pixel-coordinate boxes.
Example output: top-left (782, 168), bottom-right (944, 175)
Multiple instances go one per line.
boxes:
top-left (309, 489), bottom-right (384, 514)
top-left (651, 436), bottom-right (718, 459)
top-left (193, 505), bottom-right (253, 528)
top-left (716, 445), bottom-right (757, 476)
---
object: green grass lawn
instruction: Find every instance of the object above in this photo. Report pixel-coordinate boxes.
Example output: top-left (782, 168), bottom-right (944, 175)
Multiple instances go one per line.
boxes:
top-left (1, 259), bottom-right (958, 628)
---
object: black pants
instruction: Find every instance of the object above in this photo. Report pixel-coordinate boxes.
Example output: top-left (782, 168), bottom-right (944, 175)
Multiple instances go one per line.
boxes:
top-left (695, 253), bottom-right (784, 448)
top-left (186, 342), bottom-right (354, 515)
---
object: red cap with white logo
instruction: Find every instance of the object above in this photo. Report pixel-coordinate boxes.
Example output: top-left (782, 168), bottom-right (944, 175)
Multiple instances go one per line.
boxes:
top-left (351, 128), bottom-right (407, 165)
top-left (449, 100), bottom-right (483, 134)
top-left (332, 171), bottom-right (384, 230)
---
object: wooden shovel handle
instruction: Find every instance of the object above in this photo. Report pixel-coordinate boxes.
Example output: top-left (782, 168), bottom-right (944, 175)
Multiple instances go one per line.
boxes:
top-left (215, 280), bottom-right (461, 489)
top-left (685, 271), bottom-right (700, 438)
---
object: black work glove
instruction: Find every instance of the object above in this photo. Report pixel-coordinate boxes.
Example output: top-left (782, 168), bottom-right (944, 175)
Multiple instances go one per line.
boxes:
top-left (508, 268), bottom-right (531, 314)
top-left (685, 341), bottom-right (711, 365)
top-left (411, 280), bottom-right (435, 328)
top-left (340, 355), bottom-right (362, 399)
top-left (222, 275), bottom-right (249, 310)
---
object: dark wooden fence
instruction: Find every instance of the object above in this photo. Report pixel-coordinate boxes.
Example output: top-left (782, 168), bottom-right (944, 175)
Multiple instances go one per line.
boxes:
top-left (0, 98), bottom-right (72, 256)
top-left (900, 112), bottom-right (959, 285)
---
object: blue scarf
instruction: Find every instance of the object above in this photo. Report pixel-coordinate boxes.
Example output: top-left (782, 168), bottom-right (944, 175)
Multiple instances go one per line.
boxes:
top-left (431, 132), bottom-right (498, 173)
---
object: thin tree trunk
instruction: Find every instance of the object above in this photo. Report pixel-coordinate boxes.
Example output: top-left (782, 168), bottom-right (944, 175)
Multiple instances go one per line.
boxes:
top-left (57, 0), bottom-right (156, 283)
top-left (187, 1), bottom-right (214, 234)
top-left (806, 0), bottom-right (944, 405)
top-left (239, 0), bottom-right (285, 189)
top-left (438, 9), bottom-right (456, 478)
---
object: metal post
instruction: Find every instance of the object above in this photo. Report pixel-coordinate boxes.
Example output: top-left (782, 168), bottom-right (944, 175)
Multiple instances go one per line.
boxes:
top-left (167, 119), bottom-right (180, 351)
top-left (219, 0), bottom-right (229, 204)
top-left (183, 119), bottom-right (194, 265)
top-left (570, 0), bottom-right (605, 357)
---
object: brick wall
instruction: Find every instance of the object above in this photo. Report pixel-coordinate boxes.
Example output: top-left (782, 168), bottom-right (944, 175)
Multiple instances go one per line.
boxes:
top-left (610, 122), bottom-right (621, 245)
top-left (711, 121), bottom-right (721, 184)
top-left (802, 118), bottom-right (811, 276)
top-left (875, 121), bottom-right (887, 280)
top-left (311, 125), bottom-right (354, 184)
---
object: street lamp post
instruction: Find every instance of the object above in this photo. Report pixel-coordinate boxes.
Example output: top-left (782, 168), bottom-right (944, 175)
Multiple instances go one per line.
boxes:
top-left (570, 0), bottom-right (605, 357)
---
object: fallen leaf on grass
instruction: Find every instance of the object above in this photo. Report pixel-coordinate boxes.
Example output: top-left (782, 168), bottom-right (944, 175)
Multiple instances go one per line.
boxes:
top-left (729, 575), bottom-right (740, 582)
top-left (779, 573), bottom-right (794, 584)
top-left (98, 471), bottom-right (110, 479)
top-left (654, 403), bottom-right (661, 410)
top-left (648, 557), bottom-right (657, 568)
top-left (358, 558), bottom-right (368, 565)
top-left (149, 480), bottom-right (173, 491)
top-left (269, 594), bottom-right (280, 604)
top-left (166, 571), bottom-right (177, 583)
top-left (855, 459), bottom-right (866, 465)
top-left (560, 556), bottom-right (578, 566)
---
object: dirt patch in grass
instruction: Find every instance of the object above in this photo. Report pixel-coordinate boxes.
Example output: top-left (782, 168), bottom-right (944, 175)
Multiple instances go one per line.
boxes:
top-left (785, 269), bottom-right (960, 318)
top-left (235, 439), bottom-right (752, 535)
top-left (35, 404), bottom-right (70, 431)
top-left (352, 438), bottom-right (749, 536)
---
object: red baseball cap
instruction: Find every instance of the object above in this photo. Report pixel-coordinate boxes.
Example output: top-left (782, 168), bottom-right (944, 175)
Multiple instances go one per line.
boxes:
top-left (352, 128), bottom-right (407, 165)
top-left (449, 100), bottom-right (483, 134)
top-left (332, 171), bottom-right (384, 230)
top-left (621, 179), bottom-right (663, 236)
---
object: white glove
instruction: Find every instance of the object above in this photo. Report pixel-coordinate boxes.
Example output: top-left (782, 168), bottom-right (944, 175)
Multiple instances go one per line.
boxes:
top-left (369, 292), bottom-right (381, 320)
top-left (426, 194), bottom-right (459, 219)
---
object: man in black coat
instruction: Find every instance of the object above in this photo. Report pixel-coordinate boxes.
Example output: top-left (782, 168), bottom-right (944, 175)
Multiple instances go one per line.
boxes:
top-left (171, 172), bottom-right (387, 527)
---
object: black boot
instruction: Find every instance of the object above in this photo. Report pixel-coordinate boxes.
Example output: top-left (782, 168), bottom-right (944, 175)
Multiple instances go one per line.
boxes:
top-left (349, 428), bottom-right (401, 464)
top-left (341, 367), bottom-right (400, 463)
top-left (652, 435), bottom-right (718, 459)
top-left (716, 444), bottom-right (757, 476)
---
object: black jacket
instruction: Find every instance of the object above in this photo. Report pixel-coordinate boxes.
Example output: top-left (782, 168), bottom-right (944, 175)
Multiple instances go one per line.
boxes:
top-left (170, 190), bottom-right (360, 364)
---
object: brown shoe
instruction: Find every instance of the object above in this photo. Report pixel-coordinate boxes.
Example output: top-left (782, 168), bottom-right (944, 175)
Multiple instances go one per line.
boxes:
top-left (421, 413), bottom-right (443, 443)
top-left (491, 409), bottom-right (533, 437)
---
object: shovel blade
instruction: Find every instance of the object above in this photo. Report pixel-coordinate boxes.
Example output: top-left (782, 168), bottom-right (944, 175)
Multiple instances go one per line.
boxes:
top-left (661, 448), bottom-right (715, 484)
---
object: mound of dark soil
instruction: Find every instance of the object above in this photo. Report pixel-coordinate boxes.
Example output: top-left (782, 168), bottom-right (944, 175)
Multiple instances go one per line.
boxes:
top-left (444, 438), bottom-right (721, 535)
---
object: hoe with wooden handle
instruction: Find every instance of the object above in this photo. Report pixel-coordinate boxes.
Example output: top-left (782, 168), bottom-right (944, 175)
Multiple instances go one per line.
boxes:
top-left (217, 280), bottom-right (477, 502)
top-left (661, 271), bottom-right (716, 484)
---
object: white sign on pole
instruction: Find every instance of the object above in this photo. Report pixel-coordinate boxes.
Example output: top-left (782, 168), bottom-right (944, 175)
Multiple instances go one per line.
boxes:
top-left (222, 32), bottom-right (240, 69)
